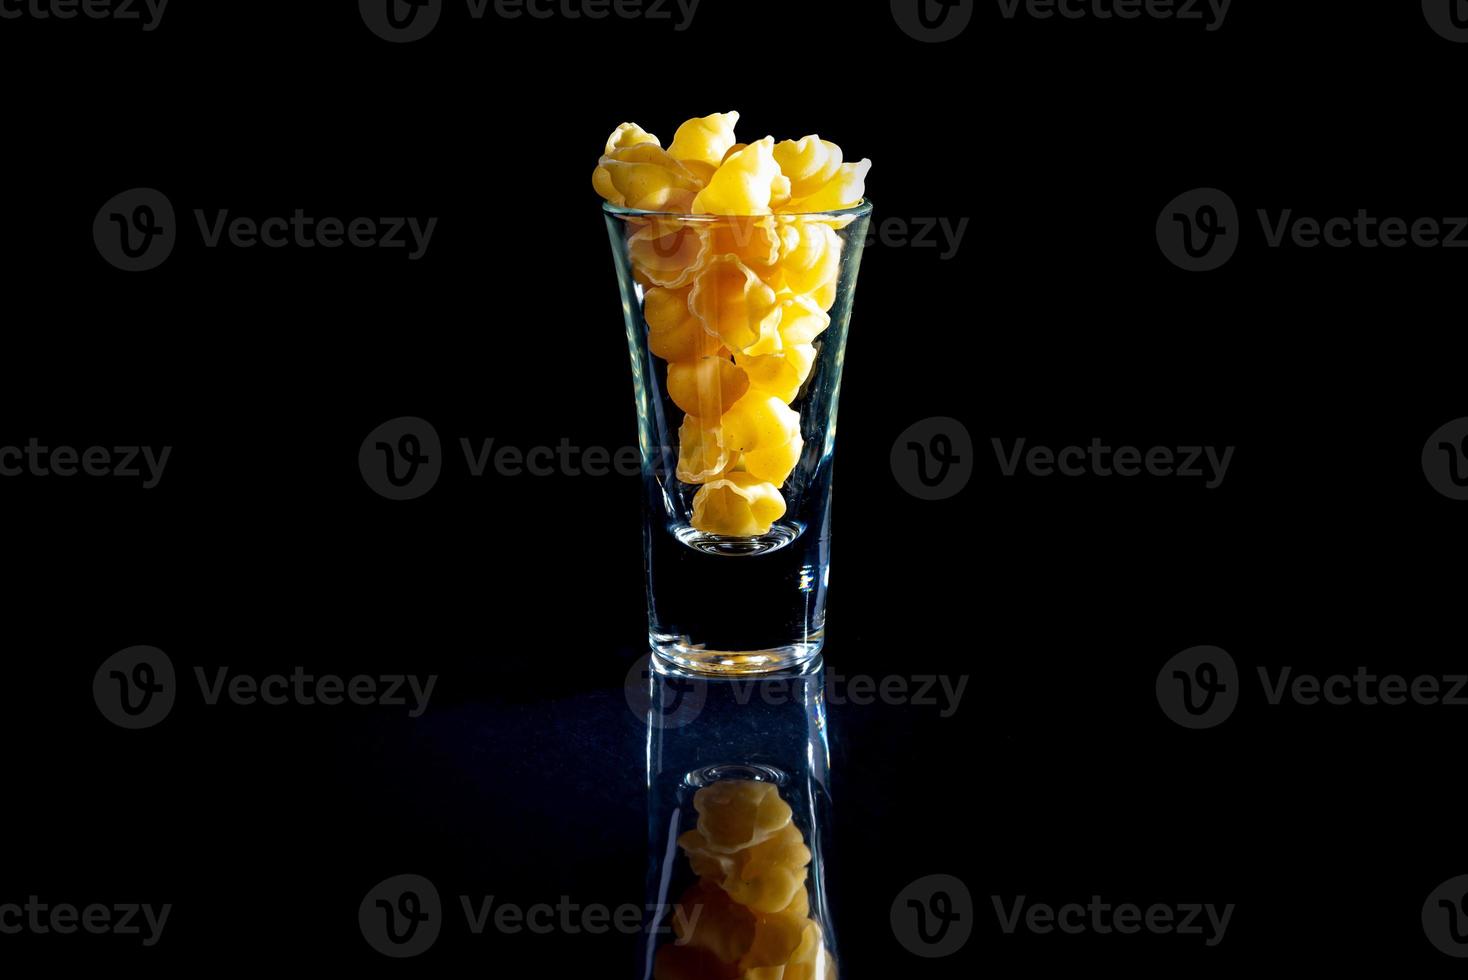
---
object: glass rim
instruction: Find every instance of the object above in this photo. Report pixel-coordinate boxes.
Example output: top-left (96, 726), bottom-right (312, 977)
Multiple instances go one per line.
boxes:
top-left (602, 199), bottom-right (873, 221)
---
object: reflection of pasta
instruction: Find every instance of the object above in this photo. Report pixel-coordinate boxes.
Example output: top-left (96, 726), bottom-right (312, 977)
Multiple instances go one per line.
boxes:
top-left (656, 780), bottom-right (836, 980)
top-left (594, 112), bottom-right (870, 536)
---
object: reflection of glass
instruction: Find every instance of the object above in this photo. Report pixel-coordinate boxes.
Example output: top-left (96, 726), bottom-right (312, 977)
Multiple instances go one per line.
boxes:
top-left (640, 657), bottom-right (837, 978)
top-left (604, 204), bottom-right (873, 675)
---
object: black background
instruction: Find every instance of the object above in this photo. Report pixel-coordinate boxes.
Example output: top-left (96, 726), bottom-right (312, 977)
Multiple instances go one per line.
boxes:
top-left (2, 0), bottom-right (1466, 973)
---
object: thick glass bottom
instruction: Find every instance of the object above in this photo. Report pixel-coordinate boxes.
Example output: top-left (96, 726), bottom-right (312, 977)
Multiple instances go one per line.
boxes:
top-left (650, 632), bottom-right (824, 675)
top-left (673, 523), bottom-right (802, 557)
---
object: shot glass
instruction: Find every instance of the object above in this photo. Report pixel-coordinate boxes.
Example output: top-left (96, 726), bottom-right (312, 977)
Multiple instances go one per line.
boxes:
top-left (639, 656), bottom-right (837, 979)
top-left (604, 202), bottom-right (873, 674)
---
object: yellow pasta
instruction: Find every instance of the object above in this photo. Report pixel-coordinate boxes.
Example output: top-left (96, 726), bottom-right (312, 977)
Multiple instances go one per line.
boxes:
top-left (594, 113), bottom-right (868, 542)
top-left (773, 136), bottom-right (843, 201)
top-left (630, 218), bottom-right (711, 289)
top-left (668, 356), bottom-right (750, 420)
top-left (739, 428), bottom-right (806, 485)
top-left (676, 415), bottom-right (736, 485)
top-left (606, 121), bottom-right (660, 154)
top-left (709, 216), bottom-right (783, 272)
top-left (736, 343), bottom-right (817, 405)
top-left (739, 910), bottom-right (810, 972)
top-left (597, 143), bottom-right (703, 213)
top-left (671, 879), bottom-right (755, 966)
top-left (655, 781), bottom-right (835, 980)
top-left (770, 295), bottom-right (830, 345)
top-left (693, 781), bottom-right (792, 851)
top-left (689, 255), bottom-right (781, 353)
top-left (776, 922), bottom-right (832, 980)
top-left (784, 159), bottom-right (871, 214)
top-left (692, 137), bottom-right (784, 216)
top-left (669, 111), bottom-right (742, 171)
top-left (690, 473), bottom-right (787, 537)
top-left (774, 220), bottom-right (842, 298)
top-left (646, 287), bottom-right (723, 363)
top-left (721, 392), bottom-right (801, 456)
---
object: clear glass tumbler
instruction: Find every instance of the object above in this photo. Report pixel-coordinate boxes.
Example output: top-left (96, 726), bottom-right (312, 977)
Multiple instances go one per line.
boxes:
top-left (639, 657), bottom-right (838, 979)
top-left (604, 202), bottom-right (873, 674)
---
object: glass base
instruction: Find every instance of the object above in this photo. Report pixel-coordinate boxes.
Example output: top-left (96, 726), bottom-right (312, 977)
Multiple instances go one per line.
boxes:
top-left (673, 523), bottom-right (802, 557)
top-left (684, 762), bottom-right (788, 787)
top-left (650, 633), bottom-right (824, 675)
